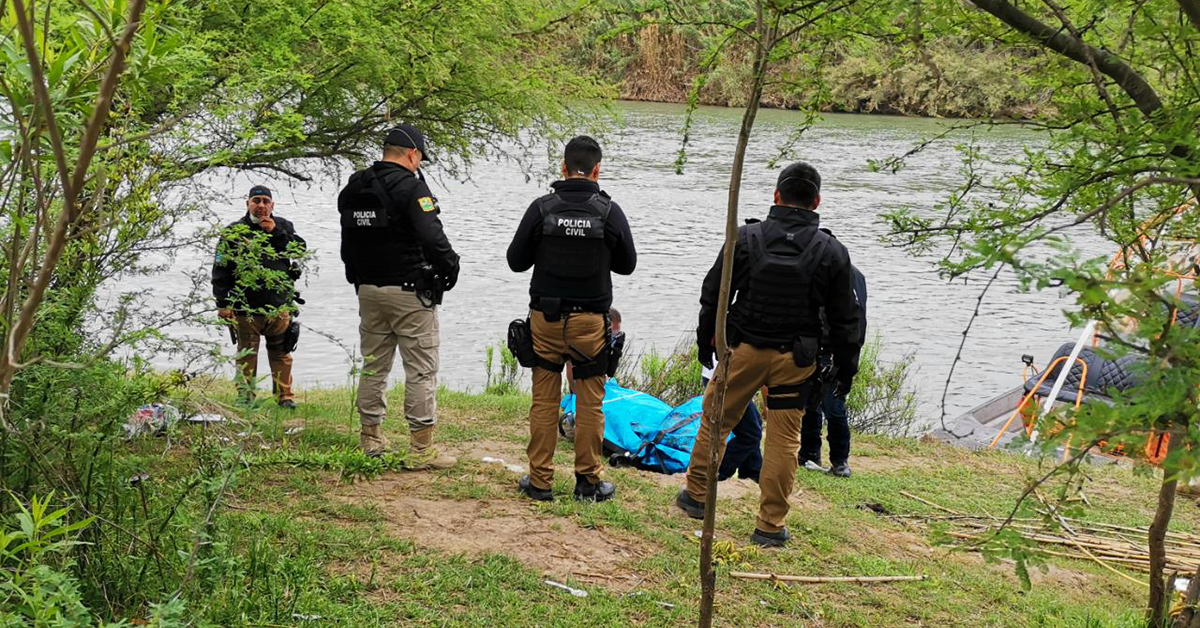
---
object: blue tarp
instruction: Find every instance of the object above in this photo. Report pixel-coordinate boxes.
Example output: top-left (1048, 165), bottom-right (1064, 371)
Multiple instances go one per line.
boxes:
top-left (561, 379), bottom-right (711, 474)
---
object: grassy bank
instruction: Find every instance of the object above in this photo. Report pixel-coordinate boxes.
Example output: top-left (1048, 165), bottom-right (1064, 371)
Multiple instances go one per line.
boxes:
top-left (21, 377), bottom-right (1198, 626)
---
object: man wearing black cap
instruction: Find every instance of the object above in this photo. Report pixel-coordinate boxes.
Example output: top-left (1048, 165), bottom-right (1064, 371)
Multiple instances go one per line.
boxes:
top-left (338, 123), bottom-right (460, 469)
top-left (213, 185), bottom-right (307, 408)
top-left (675, 161), bottom-right (860, 547)
top-left (506, 135), bottom-right (637, 503)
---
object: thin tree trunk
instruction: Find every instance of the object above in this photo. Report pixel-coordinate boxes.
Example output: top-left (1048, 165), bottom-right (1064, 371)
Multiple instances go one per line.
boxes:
top-left (1150, 473), bottom-right (1180, 627)
top-left (0, 0), bottom-right (148, 409)
top-left (698, 7), bottom-right (774, 627)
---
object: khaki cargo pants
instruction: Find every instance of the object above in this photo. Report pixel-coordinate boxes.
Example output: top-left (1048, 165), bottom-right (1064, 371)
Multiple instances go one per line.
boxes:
top-left (526, 310), bottom-right (607, 491)
top-left (685, 343), bottom-right (816, 533)
top-left (356, 285), bottom-right (439, 431)
top-left (235, 313), bottom-right (294, 402)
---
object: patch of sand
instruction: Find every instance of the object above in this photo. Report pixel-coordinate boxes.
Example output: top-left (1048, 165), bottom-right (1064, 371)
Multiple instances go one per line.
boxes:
top-left (333, 473), bottom-right (649, 590)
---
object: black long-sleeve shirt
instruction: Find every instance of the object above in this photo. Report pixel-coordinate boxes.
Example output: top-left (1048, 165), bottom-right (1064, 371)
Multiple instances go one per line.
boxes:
top-left (507, 178), bottom-right (636, 311)
top-left (212, 213), bottom-right (306, 313)
top-left (698, 205), bottom-right (861, 379)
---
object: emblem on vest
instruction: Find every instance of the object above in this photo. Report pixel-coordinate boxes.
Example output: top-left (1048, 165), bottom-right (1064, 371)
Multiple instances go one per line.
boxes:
top-left (353, 210), bottom-right (379, 227)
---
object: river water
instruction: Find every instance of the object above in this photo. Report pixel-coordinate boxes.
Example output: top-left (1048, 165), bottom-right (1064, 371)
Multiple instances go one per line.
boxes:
top-left (120, 101), bottom-right (1085, 422)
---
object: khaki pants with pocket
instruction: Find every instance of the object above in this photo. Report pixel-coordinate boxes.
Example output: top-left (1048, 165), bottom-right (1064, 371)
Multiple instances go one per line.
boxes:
top-left (526, 310), bottom-right (607, 491)
top-left (356, 285), bottom-right (439, 431)
top-left (685, 343), bottom-right (816, 533)
top-left (235, 313), bottom-right (294, 402)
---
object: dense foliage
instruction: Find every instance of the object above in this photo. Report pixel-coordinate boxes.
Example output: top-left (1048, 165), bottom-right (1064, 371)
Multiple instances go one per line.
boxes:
top-left (0, 0), bottom-right (600, 622)
top-left (882, 0), bottom-right (1200, 622)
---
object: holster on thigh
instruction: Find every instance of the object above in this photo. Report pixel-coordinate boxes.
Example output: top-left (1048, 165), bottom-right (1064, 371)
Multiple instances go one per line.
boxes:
top-left (766, 382), bottom-right (812, 410)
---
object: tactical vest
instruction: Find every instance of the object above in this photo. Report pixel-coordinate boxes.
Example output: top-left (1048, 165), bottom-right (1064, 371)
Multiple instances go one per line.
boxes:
top-left (339, 166), bottom-right (427, 285)
top-left (730, 222), bottom-right (831, 347)
top-left (531, 193), bottom-right (613, 308)
top-left (342, 168), bottom-right (411, 232)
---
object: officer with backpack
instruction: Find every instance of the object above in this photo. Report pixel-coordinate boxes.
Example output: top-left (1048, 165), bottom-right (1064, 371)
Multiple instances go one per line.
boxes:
top-left (506, 135), bottom-right (637, 503)
top-left (676, 161), bottom-right (860, 547)
top-left (338, 123), bottom-right (460, 469)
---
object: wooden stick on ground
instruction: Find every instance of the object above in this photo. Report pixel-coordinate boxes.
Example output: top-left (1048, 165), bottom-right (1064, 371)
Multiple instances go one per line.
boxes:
top-left (899, 491), bottom-right (964, 516)
top-left (730, 572), bottom-right (928, 584)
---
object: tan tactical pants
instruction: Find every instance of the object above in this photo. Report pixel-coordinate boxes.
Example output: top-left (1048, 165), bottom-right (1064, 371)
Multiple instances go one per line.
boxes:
top-left (527, 311), bottom-right (607, 490)
top-left (235, 313), bottom-right (294, 402)
top-left (686, 343), bottom-right (816, 533)
top-left (356, 285), bottom-right (439, 431)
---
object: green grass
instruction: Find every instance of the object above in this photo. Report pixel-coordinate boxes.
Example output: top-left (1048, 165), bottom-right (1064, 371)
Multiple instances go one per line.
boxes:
top-left (135, 380), bottom-right (1192, 627)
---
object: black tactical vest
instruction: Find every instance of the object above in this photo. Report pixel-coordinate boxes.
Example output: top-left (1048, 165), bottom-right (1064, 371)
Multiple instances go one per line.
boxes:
top-left (531, 193), bottom-right (613, 309)
top-left (339, 166), bottom-right (427, 285)
top-left (730, 222), bottom-right (830, 347)
top-left (343, 168), bottom-right (408, 231)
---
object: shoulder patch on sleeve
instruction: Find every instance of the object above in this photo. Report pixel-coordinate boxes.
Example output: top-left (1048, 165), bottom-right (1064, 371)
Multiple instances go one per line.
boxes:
top-left (418, 196), bottom-right (436, 212)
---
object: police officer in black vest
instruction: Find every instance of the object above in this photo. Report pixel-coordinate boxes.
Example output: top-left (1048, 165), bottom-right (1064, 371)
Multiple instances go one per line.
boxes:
top-left (677, 161), bottom-right (860, 547)
top-left (338, 123), bottom-right (460, 469)
top-left (507, 135), bottom-right (637, 502)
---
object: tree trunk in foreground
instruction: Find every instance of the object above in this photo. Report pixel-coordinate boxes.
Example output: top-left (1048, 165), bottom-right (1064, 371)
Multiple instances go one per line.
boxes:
top-left (698, 9), bottom-right (773, 627)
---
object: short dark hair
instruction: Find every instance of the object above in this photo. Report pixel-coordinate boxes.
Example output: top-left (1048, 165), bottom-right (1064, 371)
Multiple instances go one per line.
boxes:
top-left (564, 135), bottom-right (602, 176)
top-left (608, 307), bottom-right (621, 324)
top-left (776, 162), bottom-right (821, 208)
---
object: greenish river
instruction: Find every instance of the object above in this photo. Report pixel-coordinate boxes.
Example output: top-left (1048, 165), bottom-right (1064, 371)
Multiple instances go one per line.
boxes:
top-left (129, 101), bottom-right (1081, 424)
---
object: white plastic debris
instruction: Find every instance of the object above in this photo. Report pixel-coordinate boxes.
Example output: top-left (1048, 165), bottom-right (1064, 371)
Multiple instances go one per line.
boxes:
top-left (123, 404), bottom-right (182, 438)
top-left (284, 426), bottom-right (305, 435)
top-left (481, 456), bottom-right (525, 474)
top-left (544, 580), bottom-right (588, 597)
top-left (1177, 578), bottom-right (1192, 593)
top-left (186, 413), bottom-right (226, 424)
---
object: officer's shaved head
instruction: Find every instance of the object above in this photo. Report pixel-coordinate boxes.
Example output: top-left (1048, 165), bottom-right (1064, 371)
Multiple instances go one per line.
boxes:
top-left (383, 144), bottom-right (414, 160)
top-left (564, 135), bottom-right (602, 177)
top-left (776, 162), bottom-right (821, 209)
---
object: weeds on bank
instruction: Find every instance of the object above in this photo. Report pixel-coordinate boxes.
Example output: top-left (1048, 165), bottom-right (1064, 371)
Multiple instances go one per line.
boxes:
top-left (245, 447), bottom-right (412, 482)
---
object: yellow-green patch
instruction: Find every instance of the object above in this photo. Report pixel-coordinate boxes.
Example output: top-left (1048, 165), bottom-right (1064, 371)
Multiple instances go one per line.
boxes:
top-left (418, 196), bottom-right (436, 212)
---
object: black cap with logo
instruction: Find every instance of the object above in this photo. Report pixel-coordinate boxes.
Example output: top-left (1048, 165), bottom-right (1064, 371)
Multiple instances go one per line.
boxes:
top-left (384, 123), bottom-right (431, 162)
top-left (248, 185), bottom-right (272, 199)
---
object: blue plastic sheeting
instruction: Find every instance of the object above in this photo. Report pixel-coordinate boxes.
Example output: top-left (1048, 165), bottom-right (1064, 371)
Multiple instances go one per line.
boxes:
top-left (561, 379), bottom-right (716, 474)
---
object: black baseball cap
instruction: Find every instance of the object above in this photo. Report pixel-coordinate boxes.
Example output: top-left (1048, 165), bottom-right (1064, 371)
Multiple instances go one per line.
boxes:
top-left (384, 123), bottom-right (431, 161)
top-left (248, 185), bottom-right (272, 199)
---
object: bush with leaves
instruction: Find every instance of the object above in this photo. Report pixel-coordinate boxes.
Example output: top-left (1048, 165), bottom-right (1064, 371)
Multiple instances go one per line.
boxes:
top-left (882, 0), bottom-right (1200, 622)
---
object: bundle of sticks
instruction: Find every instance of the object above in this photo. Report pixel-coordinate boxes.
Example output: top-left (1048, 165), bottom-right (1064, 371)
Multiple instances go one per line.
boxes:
top-left (926, 514), bottom-right (1200, 575)
top-left (896, 492), bottom-right (1200, 578)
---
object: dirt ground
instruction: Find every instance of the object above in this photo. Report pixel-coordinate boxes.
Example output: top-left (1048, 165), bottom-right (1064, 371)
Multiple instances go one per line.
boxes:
top-left (333, 471), bottom-right (652, 590)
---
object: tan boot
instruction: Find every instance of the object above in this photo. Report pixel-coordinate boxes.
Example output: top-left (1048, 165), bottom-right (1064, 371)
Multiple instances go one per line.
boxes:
top-left (406, 425), bottom-right (457, 471)
top-left (360, 423), bottom-right (391, 457)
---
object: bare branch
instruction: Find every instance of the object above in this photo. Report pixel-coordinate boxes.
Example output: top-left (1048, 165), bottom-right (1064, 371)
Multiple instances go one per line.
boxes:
top-left (1177, 0), bottom-right (1200, 32)
top-left (970, 0), bottom-right (1164, 118)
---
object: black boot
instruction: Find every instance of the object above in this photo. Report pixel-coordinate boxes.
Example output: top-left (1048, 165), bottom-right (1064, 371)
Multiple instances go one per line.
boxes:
top-left (518, 475), bottom-right (554, 502)
top-left (675, 489), bottom-right (705, 519)
top-left (573, 473), bottom-right (616, 503)
top-left (750, 527), bottom-right (791, 548)
top-left (829, 462), bottom-right (852, 478)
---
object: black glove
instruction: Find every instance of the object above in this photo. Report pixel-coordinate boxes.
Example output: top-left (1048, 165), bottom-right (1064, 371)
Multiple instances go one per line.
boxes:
top-left (698, 343), bottom-right (715, 370)
top-left (440, 259), bottom-right (460, 292)
top-left (832, 375), bottom-right (854, 399)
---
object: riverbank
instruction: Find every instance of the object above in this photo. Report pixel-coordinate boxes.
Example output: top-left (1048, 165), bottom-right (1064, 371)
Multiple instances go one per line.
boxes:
top-left (83, 379), bottom-right (1196, 626)
top-left (583, 25), bottom-right (1056, 119)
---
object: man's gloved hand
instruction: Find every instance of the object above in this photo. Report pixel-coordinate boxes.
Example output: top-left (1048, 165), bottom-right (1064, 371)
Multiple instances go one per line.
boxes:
top-left (832, 375), bottom-right (854, 400)
top-left (441, 260), bottom-right (460, 292)
top-left (698, 343), bottom-right (715, 370)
